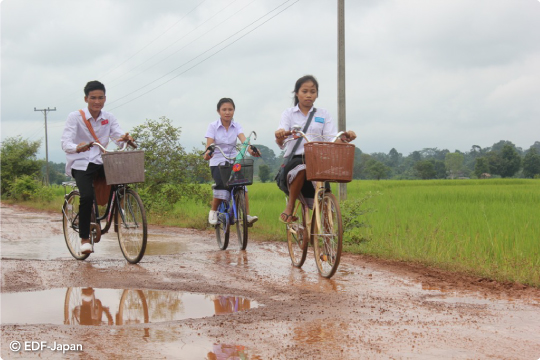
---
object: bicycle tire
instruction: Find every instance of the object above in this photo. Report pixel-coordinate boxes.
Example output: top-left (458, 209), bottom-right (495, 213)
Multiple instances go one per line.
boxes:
top-left (117, 189), bottom-right (147, 264)
top-left (215, 202), bottom-right (230, 250)
top-left (62, 191), bottom-right (90, 260)
top-left (234, 188), bottom-right (248, 250)
top-left (117, 289), bottom-right (149, 326)
top-left (287, 199), bottom-right (308, 268)
top-left (64, 287), bottom-right (82, 325)
top-left (312, 192), bottom-right (343, 278)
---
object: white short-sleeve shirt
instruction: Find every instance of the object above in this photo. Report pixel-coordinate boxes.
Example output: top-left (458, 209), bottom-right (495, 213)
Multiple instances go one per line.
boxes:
top-left (205, 119), bottom-right (244, 166)
top-left (276, 105), bottom-right (338, 158)
top-left (61, 108), bottom-right (125, 176)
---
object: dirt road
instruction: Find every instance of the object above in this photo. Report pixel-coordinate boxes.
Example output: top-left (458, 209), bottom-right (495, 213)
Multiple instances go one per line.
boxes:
top-left (1, 203), bottom-right (539, 359)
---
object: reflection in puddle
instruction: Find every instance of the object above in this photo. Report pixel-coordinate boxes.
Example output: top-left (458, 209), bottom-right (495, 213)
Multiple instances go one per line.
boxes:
top-left (2, 288), bottom-right (259, 326)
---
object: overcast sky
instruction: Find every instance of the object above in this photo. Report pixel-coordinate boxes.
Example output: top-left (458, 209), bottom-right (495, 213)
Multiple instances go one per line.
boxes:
top-left (2, 0), bottom-right (539, 163)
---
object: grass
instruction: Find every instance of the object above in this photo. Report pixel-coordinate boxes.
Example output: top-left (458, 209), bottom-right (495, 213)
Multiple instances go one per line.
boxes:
top-left (7, 179), bottom-right (539, 286)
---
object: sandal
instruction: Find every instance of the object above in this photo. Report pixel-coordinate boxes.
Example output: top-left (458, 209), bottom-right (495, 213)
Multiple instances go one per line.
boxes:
top-left (279, 212), bottom-right (299, 224)
top-left (279, 212), bottom-right (292, 224)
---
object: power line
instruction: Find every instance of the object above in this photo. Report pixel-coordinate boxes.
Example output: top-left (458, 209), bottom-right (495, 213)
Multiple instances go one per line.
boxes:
top-left (108, 0), bottom-right (299, 110)
top-left (52, 0), bottom-right (209, 107)
top-left (106, 0), bottom-right (251, 89)
top-left (99, 0), bottom-right (209, 80)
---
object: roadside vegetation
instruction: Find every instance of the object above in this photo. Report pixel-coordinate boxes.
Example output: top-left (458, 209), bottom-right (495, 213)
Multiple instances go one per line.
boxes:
top-left (2, 119), bottom-right (539, 286)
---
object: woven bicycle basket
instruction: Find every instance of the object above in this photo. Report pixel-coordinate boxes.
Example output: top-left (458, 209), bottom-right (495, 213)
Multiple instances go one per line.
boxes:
top-left (102, 150), bottom-right (145, 185)
top-left (218, 159), bottom-right (254, 187)
top-left (304, 142), bottom-right (355, 183)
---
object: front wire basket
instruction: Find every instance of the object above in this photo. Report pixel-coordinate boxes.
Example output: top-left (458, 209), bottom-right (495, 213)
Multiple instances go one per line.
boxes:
top-left (304, 142), bottom-right (355, 183)
top-left (218, 159), bottom-right (254, 187)
top-left (102, 150), bottom-right (145, 185)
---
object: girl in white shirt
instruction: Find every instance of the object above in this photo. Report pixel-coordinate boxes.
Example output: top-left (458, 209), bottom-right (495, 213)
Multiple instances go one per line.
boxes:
top-left (203, 98), bottom-right (259, 225)
top-left (275, 75), bottom-right (356, 224)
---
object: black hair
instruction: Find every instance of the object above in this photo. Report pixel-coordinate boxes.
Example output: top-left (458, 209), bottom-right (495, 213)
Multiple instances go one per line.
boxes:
top-left (293, 75), bottom-right (319, 105)
top-left (84, 81), bottom-right (106, 96)
top-left (216, 98), bottom-right (235, 111)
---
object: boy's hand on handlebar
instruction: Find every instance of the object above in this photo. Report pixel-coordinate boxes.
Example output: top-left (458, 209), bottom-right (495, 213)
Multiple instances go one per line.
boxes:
top-left (118, 133), bottom-right (137, 149)
top-left (76, 142), bottom-right (93, 153)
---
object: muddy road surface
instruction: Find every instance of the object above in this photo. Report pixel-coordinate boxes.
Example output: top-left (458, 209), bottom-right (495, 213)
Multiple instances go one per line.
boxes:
top-left (1, 203), bottom-right (539, 359)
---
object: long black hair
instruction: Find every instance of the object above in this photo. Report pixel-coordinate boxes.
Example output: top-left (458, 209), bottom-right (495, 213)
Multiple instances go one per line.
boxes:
top-left (292, 75), bottom-right (319, 105)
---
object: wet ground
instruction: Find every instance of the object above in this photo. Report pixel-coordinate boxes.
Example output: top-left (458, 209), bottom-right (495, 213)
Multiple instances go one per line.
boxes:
top-left (1, 203), bottom-right (539, 359)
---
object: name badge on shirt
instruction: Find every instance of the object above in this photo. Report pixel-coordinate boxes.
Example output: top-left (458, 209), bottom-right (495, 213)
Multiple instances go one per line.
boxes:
top-left (101, 119), bottom-right (109, 125)
top-left (314, 117), bottom-right (325, 124)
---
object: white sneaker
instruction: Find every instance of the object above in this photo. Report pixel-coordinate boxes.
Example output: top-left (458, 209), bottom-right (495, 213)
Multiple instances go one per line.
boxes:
top-left (208, 210), bottom-right (218, 225)
top-left (80, 241), bottom-right (93, 254)
top-left (247, 215), bottom-right (258, 225)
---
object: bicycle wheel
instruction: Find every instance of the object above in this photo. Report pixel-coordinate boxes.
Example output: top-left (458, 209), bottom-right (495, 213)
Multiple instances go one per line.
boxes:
top-left (312, 192), bottom-right (343, 278)
top-left (117, 289), bottom-right (149, 326)
top-left (64, 287), bottom-right (82, 325)
top-left (62, 191), bottom-right (90, 260)
top-left (287, 199), bottom-right (308, 268)
top-left (215, 203), bottom-right (230, 250)
top-left (117, 189), bottom-right (147, 264)
top-left (234, 188), bottom-right (248, 250)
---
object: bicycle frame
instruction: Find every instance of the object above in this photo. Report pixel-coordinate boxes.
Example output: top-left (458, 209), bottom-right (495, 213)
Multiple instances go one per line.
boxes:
top-left (62, 183), bottom-right (130, 240)
top-left (283, 129), bottom-right (346, 277)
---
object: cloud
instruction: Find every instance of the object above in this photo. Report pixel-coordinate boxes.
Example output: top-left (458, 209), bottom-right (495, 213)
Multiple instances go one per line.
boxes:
top-left (1, 0), bottom-right (539, 164)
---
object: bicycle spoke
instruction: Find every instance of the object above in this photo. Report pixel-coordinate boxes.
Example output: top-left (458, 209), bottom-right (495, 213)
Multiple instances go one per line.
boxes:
top-left (117, 190), bottom-right (147, 264)
top-left (312, 193), bottom-right (342, 278)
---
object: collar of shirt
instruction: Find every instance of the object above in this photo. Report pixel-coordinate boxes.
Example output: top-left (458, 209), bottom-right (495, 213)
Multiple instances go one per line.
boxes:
top-left (216, 118), bottom-right (237, 129)
top-left (292, 104), bottom-right (314, 115)
top-left (82, 108), bottom-right (105, 122)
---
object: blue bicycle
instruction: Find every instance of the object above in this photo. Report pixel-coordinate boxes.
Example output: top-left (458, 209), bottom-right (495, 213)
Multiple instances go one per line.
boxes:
top-left (206, 131), bottom-right (258, 250)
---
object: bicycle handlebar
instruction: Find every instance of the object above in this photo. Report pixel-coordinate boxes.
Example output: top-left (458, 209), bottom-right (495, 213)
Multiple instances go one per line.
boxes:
top-left (76, 140), bottom-right (137, 153)
top-left (282, 130), bottom-right (347, 146)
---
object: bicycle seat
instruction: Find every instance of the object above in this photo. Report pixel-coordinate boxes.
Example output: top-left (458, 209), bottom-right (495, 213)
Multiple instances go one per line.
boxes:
top-left (211, 183), bottom-right (217, 190)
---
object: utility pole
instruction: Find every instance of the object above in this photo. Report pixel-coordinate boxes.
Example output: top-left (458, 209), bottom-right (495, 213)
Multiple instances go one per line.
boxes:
top-left (337, 0), bottom-right (347, 200)
top-left (34, 107), bottom-right (56, 185)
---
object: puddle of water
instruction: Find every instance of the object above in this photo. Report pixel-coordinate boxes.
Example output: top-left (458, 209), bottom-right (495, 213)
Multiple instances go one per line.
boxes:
top-left (0, 233), bottom-right (192, 260)
top-left (149, 330), bottom-right (263, 360)
top-left (1, 288), bottom-right (259, 326)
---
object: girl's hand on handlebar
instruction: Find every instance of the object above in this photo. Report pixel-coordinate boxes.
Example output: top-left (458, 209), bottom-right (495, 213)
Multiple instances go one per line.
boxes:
top-left (274, 129), bottom-right (291, 140)
top-left (203, 146), bottom-right (214, 160)
top-left (248, 145), bottom-right (261, 157)
top-left (340, 130), bottom-right (357, 143)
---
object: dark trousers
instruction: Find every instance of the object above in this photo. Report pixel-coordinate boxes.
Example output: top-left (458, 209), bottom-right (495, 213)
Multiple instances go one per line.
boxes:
top-left (72, 163), bottom-right (105, 239)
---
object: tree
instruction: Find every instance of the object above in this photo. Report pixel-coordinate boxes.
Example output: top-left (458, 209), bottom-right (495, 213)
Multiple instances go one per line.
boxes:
top-left (258, 164), bottom-right (271, 183)
top-left (365, 159), bottom-right (390, 180)
top-left (432, 160), bottom-right (447, 179)
top-left (130, 117), bottom-right (210, 211)
top-left (499, 144), bottom-right (521, 178)
top-left (388, 148), bottom-right (401, 168)
top-left (523, 148), bottom-right (540, 178)
top-left (445, 152), bottom-right (464, 179)
top-left (131, 117), bottom-right (188, 191)
top-left (414, 160), bottom-right (436, 179)
top-left (474, 157), bottom-right (490, 178)
top-left (491, 140), bottom-right (522, 155)
top-left (0, 136), bottom-right (42, 194)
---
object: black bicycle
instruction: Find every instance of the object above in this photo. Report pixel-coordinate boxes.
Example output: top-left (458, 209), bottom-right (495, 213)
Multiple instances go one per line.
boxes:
top-left (62, 142), bottom-right (147, 264)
